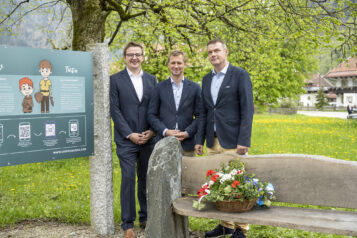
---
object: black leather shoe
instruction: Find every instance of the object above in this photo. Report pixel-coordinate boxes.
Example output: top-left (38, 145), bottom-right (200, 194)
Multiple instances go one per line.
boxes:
top-left (230, 228), bottom-right (246, 238)
top-left (205, 224), bottom-right (234, 238)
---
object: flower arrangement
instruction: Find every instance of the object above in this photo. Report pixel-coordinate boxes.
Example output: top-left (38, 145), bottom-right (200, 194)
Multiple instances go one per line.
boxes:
top-left (193, 159), bottom-right (275, 211)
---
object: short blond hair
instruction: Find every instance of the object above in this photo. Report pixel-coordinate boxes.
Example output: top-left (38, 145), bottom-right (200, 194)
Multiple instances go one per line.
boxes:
top-left (168, 50), bottom-right (186, 63)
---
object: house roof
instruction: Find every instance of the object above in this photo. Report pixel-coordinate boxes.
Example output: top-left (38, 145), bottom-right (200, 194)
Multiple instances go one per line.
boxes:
top-left (304, 73), bottom-right (333, 87)
top-left (324, 57), bottom-right (357, 78)
top-left (327, 92), bottom-right (337, 99)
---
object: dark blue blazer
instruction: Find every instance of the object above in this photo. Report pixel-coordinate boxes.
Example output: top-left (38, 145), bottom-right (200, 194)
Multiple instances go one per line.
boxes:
top-left (197, 64), bottom-right (254, 148)
top-left (147, 78), bottom-right (201, 151)
top-left (110, 69), bottom-right (157, 150)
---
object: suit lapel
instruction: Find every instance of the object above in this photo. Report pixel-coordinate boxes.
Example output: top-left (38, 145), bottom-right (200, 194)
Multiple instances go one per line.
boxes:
top-left (141, 72), bottom-right (150, 104)
top-left (178, 78), bottom-right (189, 112)
top-left (216, 64), bottom-right (232, 104)
top-left (123, 69), bottom-right (140, 103)
top-left (205, 73), bottom-right (214, 107)
top-left (165, 79), bottom-right (177, 110)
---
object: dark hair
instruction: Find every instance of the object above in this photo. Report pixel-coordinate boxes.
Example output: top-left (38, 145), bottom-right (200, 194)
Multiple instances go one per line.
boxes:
top-left (207, 38), bottom-right (227, 49)
top-left (124, 42), bottom-right (144, 56)
top-left (168, 50), bottom-right (186, 63)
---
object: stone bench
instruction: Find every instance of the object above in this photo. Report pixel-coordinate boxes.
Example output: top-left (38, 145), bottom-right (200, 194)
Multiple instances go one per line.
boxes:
top-left (146, 137), bottom-right (357, 237)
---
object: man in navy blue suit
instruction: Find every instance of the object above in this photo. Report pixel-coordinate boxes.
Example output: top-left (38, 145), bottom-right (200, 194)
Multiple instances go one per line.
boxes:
top-left (110, 42), bottom-right (156, 238)
top-left (148, 50), bottom-right (201, 156)
top-left (195, 39), bottom-right (254, 238)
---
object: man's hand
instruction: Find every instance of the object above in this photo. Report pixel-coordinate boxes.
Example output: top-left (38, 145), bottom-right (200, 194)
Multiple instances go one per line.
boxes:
top-left (195, 144), bottom-right (203, 155)
top-left (128, 133), bottom-right (144, 145)
top-left (175, 131), bottom-right (188, 141)
top-left (140, 130), bottom-right (155, 144)
top-left (165, 130), bottom-right (180, 137)
top-left (236, 145), bottom-right (248, 155)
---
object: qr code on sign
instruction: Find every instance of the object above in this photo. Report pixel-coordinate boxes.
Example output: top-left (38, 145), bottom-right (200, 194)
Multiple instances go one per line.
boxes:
top-left (19, 123), bottom-right (31, 141)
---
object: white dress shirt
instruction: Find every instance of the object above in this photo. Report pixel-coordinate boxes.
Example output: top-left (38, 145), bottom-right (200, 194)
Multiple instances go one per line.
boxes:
top-left (127, 68), bottom-right (143, 101)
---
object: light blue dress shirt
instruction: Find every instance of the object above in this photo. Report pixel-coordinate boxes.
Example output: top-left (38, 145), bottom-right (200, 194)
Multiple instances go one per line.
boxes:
top-left (163, 78), bottom-right (185, 136)
top-left (211, 63), bottom-right (229, 132)
top-left (211, 63), bottom-right (229, 105)
top-left (171, 77), bottom-right (184, 111)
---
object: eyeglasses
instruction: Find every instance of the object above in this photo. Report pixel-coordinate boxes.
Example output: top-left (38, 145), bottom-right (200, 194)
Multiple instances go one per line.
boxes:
top-left (125, 53), bottom-right (143, 58)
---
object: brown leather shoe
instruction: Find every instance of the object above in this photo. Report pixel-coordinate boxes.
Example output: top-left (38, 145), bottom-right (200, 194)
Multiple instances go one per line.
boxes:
top-left (124, 228), bottom-right (136, 238)
top-left (139, 220), bottom-right (147, 229)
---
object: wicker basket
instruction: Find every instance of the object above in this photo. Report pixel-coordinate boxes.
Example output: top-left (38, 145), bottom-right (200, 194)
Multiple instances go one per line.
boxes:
top-left (215, 198), bottom-right (258, 213)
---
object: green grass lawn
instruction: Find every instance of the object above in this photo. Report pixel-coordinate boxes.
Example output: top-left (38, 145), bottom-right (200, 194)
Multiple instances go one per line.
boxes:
top-left (0, 114), bottom-right (356, 237)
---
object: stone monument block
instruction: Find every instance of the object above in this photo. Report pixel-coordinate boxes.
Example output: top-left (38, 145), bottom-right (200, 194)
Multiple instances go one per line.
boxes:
top-left (146, 136), bottom-right (188, 238)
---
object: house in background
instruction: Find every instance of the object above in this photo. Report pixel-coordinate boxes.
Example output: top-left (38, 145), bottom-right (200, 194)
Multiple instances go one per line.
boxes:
top-left (324, 57), bottom-right (357, 107)
top-left (299, 73), bottom-right (334, 107)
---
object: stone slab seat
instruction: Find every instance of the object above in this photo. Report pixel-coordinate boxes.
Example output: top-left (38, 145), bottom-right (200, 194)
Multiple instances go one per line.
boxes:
top-left (173, 153), bottom-right (357, 236)
top-left (173, 197), bottom-right (357, 236)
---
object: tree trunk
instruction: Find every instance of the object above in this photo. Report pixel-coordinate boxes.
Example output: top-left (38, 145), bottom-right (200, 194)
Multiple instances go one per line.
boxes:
top-left (68, 0), bottom-right (110, 51)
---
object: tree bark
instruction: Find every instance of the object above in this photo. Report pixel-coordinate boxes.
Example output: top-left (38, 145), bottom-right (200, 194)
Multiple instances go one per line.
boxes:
top-left (68, 0), bottom-right (110, 51)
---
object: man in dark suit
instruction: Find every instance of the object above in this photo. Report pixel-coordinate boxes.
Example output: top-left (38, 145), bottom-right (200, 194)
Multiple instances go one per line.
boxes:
top-left (148, 50), bottom-right (201, 156)
top-left (195, 39), bottom-right (254, 238)
top-left (110, 42), bottom-right (156, 238)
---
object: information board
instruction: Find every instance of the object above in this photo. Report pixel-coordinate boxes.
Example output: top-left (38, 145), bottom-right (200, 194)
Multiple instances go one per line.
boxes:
top-left (0, 45), bottom-right (94, 166)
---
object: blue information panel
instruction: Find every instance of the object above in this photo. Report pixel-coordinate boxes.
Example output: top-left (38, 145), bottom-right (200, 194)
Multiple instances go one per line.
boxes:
top-left (0, 45), bottom-right (94, 166)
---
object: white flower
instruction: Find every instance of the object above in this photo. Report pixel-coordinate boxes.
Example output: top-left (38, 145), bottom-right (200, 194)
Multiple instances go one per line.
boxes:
top-left (209, 180), bottom-right (214, 186)
top-left (220, 173), bottom-right (232, 184)
top-left (230, 169), bottom-right (238, 176)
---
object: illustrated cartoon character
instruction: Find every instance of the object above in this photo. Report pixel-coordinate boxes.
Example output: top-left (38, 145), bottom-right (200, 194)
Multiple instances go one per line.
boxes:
top-left (38, 60), bottom-right (54, 113)
top-left (19, 77), bottom-right (34, 113)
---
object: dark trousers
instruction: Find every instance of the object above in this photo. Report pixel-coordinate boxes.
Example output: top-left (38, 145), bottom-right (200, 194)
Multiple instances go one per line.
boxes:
top-left (116, 143), bottom-right (154, 230)
top-left (41, 96), bottom-right (49, 112)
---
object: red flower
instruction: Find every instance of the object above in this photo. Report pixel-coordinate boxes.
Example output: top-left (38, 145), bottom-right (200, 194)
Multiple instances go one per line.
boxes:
top-left (237, 170), bottom-right (243, 175)
top-left (237, 195), bottom-right (241, 199)
top-left (197, 188), bottom-right (208, 198)
top-left (202, 184), bottom-right (209, 190)
top-left (206, 170), bottom-right (216, 177)
top-left (211, 174), bottom-right (220, 182)
top-left (231, 180), bottom-right (240, 188)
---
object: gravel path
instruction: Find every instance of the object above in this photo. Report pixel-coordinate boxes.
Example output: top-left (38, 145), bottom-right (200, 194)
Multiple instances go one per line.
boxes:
top-left (0, 220), bottom-right (204, 238)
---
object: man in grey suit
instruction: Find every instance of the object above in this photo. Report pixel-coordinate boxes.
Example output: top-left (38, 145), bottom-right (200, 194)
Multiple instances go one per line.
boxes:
top-left (195, 39), bottom-right (254, 238)
top-left (148, 50), bottom-right (201, 156)
top-left (110, 42), bottom-right (156, 238)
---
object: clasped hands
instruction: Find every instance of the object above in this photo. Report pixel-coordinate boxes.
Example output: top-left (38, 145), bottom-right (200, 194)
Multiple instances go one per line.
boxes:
top-left (128, 130), bottom-right (154, 145)
top-left (165, 129), bottom-right (188, 141)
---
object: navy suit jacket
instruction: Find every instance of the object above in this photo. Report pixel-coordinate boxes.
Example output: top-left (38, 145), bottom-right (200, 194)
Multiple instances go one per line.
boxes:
top-left (147, 78), bottom-right (201, 151)
top-left (110, 69), bottom-right (157, 151)
top-left (197, 64), bottom-right (254, 148)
